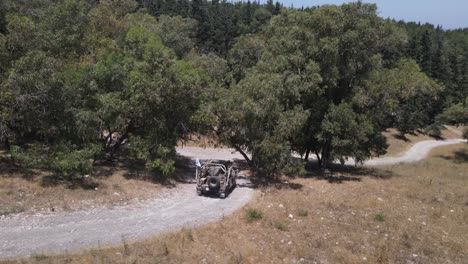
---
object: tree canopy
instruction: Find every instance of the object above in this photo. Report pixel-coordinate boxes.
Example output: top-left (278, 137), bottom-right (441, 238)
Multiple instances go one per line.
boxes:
top-left (0, 0), bottom-right (466, 179)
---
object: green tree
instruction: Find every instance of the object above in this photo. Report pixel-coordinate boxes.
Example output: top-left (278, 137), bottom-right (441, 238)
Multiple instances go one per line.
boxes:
top-left (5, 14), bottom-right (37, 59)
top-left (228, 34), bottom-right (265, 82)
top-left (155, 15), bottom-right (198, 58)
top-left (210, 73), bottom-right (308, 175)
top-left (40, 0), bottom-right (89, 56)
top-left (2, 51), bottom-right (64, 144)
top-left (355, 59), bottom-right (443, 134)
top-left (437, 98), bottom-right (468, 140)
top-left (318, 103), bottom-right (387, 167)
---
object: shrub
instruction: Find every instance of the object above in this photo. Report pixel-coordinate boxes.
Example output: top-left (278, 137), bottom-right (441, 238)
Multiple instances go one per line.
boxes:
top-left (245, 208), bottom-right (263, 222)
top-left (251, 141), bottom-right (304, 177)
top-left (10, 144), bottom-right (48, 168)
top-left (424, 123), bottom-right (442, 138)
top-left (48, 144), bottom-right (97, 178)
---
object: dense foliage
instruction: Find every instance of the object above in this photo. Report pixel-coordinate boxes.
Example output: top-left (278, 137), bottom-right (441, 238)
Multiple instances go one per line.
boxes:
top-left (0, 0), bottom-right (466, 179)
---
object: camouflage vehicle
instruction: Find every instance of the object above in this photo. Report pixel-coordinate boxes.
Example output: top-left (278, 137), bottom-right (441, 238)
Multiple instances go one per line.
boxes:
top-left (195, 160), bottom-right (238, 198)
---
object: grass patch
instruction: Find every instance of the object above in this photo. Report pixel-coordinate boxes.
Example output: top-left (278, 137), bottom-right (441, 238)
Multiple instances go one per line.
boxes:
top-left (298, 208), bottom-right (309, 217)
top-left (185, 228), bottom-right (194, 242)
top-left (374, 212), bottom-right (385, 222)
top-left (245, 208), bottom-right (263, 222)
top-left (0, 206), bottom-right (25, 216)
top-left (274, 222), bottom-right (289, 231)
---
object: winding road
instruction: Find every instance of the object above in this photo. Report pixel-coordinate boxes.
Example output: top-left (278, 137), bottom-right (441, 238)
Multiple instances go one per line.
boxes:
top-left (0, 139), bottom-right (465, 259)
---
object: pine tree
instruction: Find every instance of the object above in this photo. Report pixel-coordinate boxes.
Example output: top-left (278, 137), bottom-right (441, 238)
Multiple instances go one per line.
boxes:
top-left (175, 0), bottom-right (191, 17)
top-left (243, 0), bottom-right (253, 25)
top-left (266, 0), bottom-right (274, 14)
top-left (148, 0), bottom-right (164, 17)
top-left (163, 0), bottom-right (176, 16)
top-left (273, 1), bottom-right (282, 15)
top-left (420, 30), bottom-right (434, 76)
top-left (432, 38), bottom-right (452, 83)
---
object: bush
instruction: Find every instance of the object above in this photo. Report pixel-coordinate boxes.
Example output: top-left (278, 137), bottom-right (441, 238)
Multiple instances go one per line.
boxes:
top-left (251, 141), bottom-right (304, 177)
top-left (463, 128), bottom-right (468, 140)
top-left (245, 208), bottom-right (263, 222)
top-left (10, 144), bottom-right (48, 168)
top-left (48, 144), bottom-right (98, 178)
top-left (424, 123), bottom-right (442, 138)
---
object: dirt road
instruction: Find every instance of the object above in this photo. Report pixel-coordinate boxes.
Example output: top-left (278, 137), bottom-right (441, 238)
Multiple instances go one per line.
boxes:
top-left (178, 139), bottom-right (466, 166)
top-left (0, 139), bottom-right (465, 259)
top-left (362, 139), bottom-right (465, 166)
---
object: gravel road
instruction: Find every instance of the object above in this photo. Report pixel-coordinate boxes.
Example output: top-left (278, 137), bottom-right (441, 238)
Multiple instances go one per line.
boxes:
top-left (0, 139), bottom-right (465, 259)
top-left (362, 139), bottom-right (466, 166)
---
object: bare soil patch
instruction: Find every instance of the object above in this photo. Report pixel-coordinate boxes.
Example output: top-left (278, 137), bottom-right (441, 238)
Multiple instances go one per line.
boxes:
top-left (0, 156), bottom-right (166, 216)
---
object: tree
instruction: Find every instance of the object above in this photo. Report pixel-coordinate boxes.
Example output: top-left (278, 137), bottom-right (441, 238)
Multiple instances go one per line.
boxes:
top-left (437, 98), bottom-right (468, 140)
top-left (1, 51), bottom-right (64, 144)
top-left (437, 98), bottom-right (468, 126)
top-left (155, 15), bottom-right (198, 58)
top-left (186, 52), bottom-right (231, 86)
top-left (5, 14), bottom-right (37, 60)
top-left (40, 0), bottom-right (90, 56)
top-left (209, 3), bottom-right (440, 172)
top-left (228, 34), bottom-right (265, 82)
top-left (420, 29), bottom-right (434, 76)
top-left (210, 73), bottom-right (308, 175)
top-left (318, 103), bottom-right (387, 167)
top-left (354, 59), bottom-right (443, 135)
top-left (0, 0), bottom-right (7, 34)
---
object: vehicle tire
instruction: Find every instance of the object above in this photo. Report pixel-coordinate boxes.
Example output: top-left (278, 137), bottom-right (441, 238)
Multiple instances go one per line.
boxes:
top-left (207, 176), bottom-right (220, 189)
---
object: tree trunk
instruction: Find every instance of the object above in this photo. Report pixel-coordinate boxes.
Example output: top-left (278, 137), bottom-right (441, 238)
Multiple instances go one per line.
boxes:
top-left (4, 138), bottom-right (10, 151)
top-left (304, 149), bottom-right (310, 161)
top-left (109, 131), bottom-right (129, 158)
top-left (315, 151), bottom-right (322, 168)
top-left (321, 142), bottom-right (331, 169)
top-left (233, 145), bottom-right (252, 167)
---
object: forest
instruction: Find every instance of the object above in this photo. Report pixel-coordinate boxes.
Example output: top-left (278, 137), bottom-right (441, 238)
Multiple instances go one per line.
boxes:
top-left (0, 0), bottom-right (467, 178)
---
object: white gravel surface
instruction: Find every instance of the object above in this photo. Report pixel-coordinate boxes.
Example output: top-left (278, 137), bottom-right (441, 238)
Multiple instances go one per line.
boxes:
top-left (0, 139), bottom-right (465, 259)
top-left (362, 139), bottom-right (466, 166)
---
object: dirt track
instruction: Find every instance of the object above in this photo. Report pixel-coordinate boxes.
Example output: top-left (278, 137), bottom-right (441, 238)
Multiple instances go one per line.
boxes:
top-left (0, 139), bottom-right (465, 259)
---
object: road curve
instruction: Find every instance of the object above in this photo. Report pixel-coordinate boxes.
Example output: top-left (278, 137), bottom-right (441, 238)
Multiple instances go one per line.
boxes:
top-left (362, 139), bottom-right (466, 166)
top-left (0, 139), bottom-right (465, 259)
top-left (177, 139), bottom-right (466, 166)
top-left (0, 160), bottom-right (254, 259)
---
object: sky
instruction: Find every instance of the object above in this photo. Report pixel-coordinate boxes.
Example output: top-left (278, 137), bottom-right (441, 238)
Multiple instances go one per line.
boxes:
top-left (263, 0), bottom-right (468, 30)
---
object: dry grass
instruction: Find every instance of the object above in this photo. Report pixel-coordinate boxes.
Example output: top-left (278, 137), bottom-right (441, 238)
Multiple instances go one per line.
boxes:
top-left (0, 160), bottom-right (163, 216)
top-left (383, 126), bottom-right (463, 157)
top-left (8, 144), bottom-right (467, 264)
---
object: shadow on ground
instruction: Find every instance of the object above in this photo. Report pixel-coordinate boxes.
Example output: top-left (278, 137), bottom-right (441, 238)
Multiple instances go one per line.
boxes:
top-left (391, 129), bottom-right (445, 142)
top-left (438, 148), bottom-right (468, 164)
top-left (300, 161), bottom-right (395, 184)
